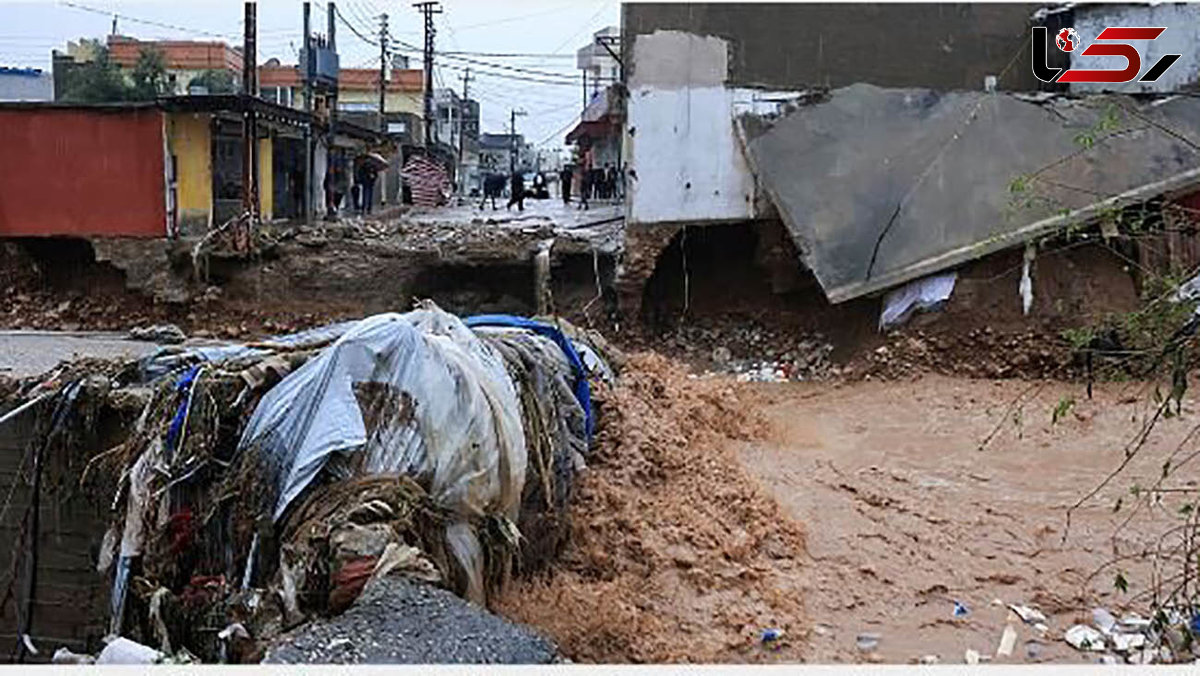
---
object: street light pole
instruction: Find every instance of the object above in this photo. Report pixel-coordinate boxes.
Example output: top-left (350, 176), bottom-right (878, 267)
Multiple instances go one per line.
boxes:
top-left (509, 108), bottom-right (526, 177)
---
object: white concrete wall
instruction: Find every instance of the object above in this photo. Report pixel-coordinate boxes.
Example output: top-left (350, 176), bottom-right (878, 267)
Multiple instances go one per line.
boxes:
top-left (627, 31), bottom-right (751, 226)
top-left (1070, 4), bottom-right (1200, 94)
top-left (626, 30), bottom-right (801, 226)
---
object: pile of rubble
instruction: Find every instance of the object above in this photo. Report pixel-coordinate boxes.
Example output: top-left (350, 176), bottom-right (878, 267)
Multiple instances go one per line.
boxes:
top-left (659, 322), bottom-right (837, 383)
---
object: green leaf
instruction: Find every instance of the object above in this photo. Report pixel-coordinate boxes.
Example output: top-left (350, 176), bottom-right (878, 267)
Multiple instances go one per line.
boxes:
top-left (1114, 571), bottom-right (1129, 593)
top-left (1052, 396), bottom-right (1075, 424)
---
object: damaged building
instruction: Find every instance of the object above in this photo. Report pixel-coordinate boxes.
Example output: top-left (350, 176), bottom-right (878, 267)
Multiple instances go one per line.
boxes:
top-left (618, 2), bottom-right (1200, 334)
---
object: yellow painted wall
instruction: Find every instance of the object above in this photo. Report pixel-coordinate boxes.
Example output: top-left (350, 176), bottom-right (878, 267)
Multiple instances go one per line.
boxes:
top-left (338, 88), bottom-right (424, 116)
top-left (258, 135), bottom-right (273, 220)
top-left (168, 112), bottom-right (212, 231)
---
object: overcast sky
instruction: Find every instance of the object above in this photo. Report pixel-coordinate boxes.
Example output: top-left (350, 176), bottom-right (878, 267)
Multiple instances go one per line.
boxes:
top-left (0, 0), bottom-right (620, 151)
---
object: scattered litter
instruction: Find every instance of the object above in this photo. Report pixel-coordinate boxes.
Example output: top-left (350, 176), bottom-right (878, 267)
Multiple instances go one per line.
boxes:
top-left (996, 624), bottom-right (1017, 657)
top-left (812, 624), bottom-right (832, 637)
top-left (856, 633), bottom-right (881, 653)
top-left (1065, 624), bottom-right (1107, 652)
top-left (953, 600), bottom-right (970, 618)
top-left (991, 598), bottom-right (1004, 607)
top-left (1119, 614), bottom-right (1151, 633)
top-left (879, 271), bottom-right (957, 330)
top-left (760, 628), bottom-right (785, 651)
top-left (965, 648), bottom-right (981, 664)
top-left (1112, 633), bottom-right (1146, 653)
top-left (21, 634), bottom-right (38, 656)
top-left (51, 648), bottom-right (95, 665)
top-left (1020, 243), bottom-right (1035, 315)
top-left (1026, 640), bottom-right (1044, 660)
top-left (1098, 655), bottom-right (1119, 664)
top-left (128, 323), bottom-right (187, 345)
top-left (1033, 622), bottom-right (1050, 635)
top-left (1009, 604), bottom-right (1047, 624)
top-left (96, 637), bottom-right (164, 664)
top-left (918, 654), bottom-right (940, 665)
top-left (1092, 607), bottom-right (1117, 635)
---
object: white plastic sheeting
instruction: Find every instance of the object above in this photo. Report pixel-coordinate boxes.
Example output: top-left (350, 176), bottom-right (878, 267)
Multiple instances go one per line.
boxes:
top-left (237, 306), bottom-right (527, 603)
top-left (879, 272), bottom-right (958, 330)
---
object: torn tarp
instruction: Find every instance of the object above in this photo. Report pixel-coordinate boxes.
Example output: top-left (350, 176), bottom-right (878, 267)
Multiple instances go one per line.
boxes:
top-left (879, 272), bottom-right (957, 330)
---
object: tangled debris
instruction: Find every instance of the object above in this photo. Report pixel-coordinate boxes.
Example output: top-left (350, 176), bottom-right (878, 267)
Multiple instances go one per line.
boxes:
top-left (4, 303), bottom-right (616, 664)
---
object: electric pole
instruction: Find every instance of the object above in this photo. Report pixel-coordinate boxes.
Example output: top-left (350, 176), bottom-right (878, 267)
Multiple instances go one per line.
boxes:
top-left (378, 13), bottom-right (388, 133)
top-left (458, 66), bottom-right (472, 194)
top-left (302, 1), bottom-right (313, 224)
top-left (509, 108), bottom-right (526, 177)
top-left (241, 1), bottom-right (258, 223)
top-left (413, 1), bottom-right (441, 146)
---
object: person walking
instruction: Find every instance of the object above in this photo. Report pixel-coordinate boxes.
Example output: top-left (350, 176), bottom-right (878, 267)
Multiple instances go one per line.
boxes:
top-left (605, 163), bottom-right (617, 201)
top-left (560, 165), bottom-right (573, 204)
top-left (506, 170), bottom-right (526, 211)
top-left (578, 147), bottom-right (594, 210)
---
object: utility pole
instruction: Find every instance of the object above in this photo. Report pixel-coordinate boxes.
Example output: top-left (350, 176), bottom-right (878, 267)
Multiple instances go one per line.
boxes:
top-left (328, 2), bottom-right (337, 143)
top-left (581, 70), bottom-right (587, 111)
top-left (378, 13), bottom-right (388, 133)
top-left (413, 1), bottom-right (441, 146)
top-left (241, 1), bottom-right (258, 223)
top-left (509, 108), bottom-right (526, 177)
top-left (302, 1), bottom-right (313, 224)
top-left (457, 66), bottom-right (472, 194)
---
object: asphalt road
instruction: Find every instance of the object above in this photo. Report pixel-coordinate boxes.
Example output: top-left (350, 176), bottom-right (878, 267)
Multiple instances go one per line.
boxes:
top-left (0, 330), bottom-right (160, 379)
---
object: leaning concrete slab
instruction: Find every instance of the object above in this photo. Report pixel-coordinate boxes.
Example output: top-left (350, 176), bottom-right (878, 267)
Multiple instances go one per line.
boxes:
top-left (742, 84), bottom-right (1200, 303)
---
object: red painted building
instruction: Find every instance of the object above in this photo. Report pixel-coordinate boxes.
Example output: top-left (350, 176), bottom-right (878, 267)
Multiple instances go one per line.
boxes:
top-left (0, 104), bottom-right (169, 238)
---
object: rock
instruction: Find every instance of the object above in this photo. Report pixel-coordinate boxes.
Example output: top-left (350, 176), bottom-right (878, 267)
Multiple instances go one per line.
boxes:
top-left (129, 323), bottom-right (187, 345)
top-left (1065, 624), bottom-right (1107, 652)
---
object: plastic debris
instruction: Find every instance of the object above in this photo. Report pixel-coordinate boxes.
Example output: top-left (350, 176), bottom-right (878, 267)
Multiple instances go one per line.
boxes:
top-left (1119, 614), bottom-right (1152, 633)
top-left (1112, 633), bottom-right (1146, 653)
top-left (1026, 640), bottom-right (1044, 660)
top-left (996, 624), bottom-right (1017, 657)
top-left (856, 633), bottom-right (881, 652)
top-left (1065, 624), bottom-right (1107, 652)
top-left (880, 271), bottom-right (958, 330)
top-left (918, 655), bottom-right (940, 665)
top-left (52, 647), bottom-right (95, 665)
top-left (760, 628), bottom-right (785, 651)
top-left (1098, 655), bottom-right (1119, 665)
top-left (953, 600), bottom-right (970, 618)
top-left (965, 648), bottom-right (981, 664)
top-left (96, 637), bottom-right (164, 664)
top-left (1009, 604), bottom-right (1047, 624)
top-left (1092, 607), bottom-right (1117, 635)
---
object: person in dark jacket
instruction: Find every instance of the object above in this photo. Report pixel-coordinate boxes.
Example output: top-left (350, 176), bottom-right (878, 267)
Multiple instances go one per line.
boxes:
top-left (506, 171), bottom-right (525, 211)
top-left (559, 165), bottom-right (573, 203)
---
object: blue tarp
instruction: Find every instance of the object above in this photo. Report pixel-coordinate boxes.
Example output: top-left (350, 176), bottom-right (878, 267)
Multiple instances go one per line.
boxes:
top-left (465, 314), bottom-right (594, 442)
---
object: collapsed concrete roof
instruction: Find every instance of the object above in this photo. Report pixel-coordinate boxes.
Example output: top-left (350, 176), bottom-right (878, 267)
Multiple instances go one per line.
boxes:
top-left (740, 84), bottom-right (1200, 303)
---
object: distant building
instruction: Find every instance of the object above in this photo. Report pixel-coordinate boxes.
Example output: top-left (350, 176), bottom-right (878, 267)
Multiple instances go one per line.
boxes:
top-left (0, 67), bottom-right (53, 101)
top-left (566, 26), bottom-right (623, 185)
top-left (479, 133), bottom-right (533, 175)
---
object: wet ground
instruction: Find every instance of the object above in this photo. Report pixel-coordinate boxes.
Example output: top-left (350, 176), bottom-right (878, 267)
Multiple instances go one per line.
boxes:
top-left (737, 374), bottom-right (1191, 664)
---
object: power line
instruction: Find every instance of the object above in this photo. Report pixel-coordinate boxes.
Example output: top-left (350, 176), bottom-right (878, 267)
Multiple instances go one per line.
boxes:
top-left (550, 0), bottom-right (611, 54)
top-left (58, 0), bottom-right (237, 40)
top-left (442, 50), bottom-right (576, 59)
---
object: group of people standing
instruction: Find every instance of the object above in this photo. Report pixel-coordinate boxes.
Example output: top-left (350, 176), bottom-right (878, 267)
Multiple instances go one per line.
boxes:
top-left (322, 156), bottom-right (380, 218)
top-left (558, 149), bottom-right (623, 211)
